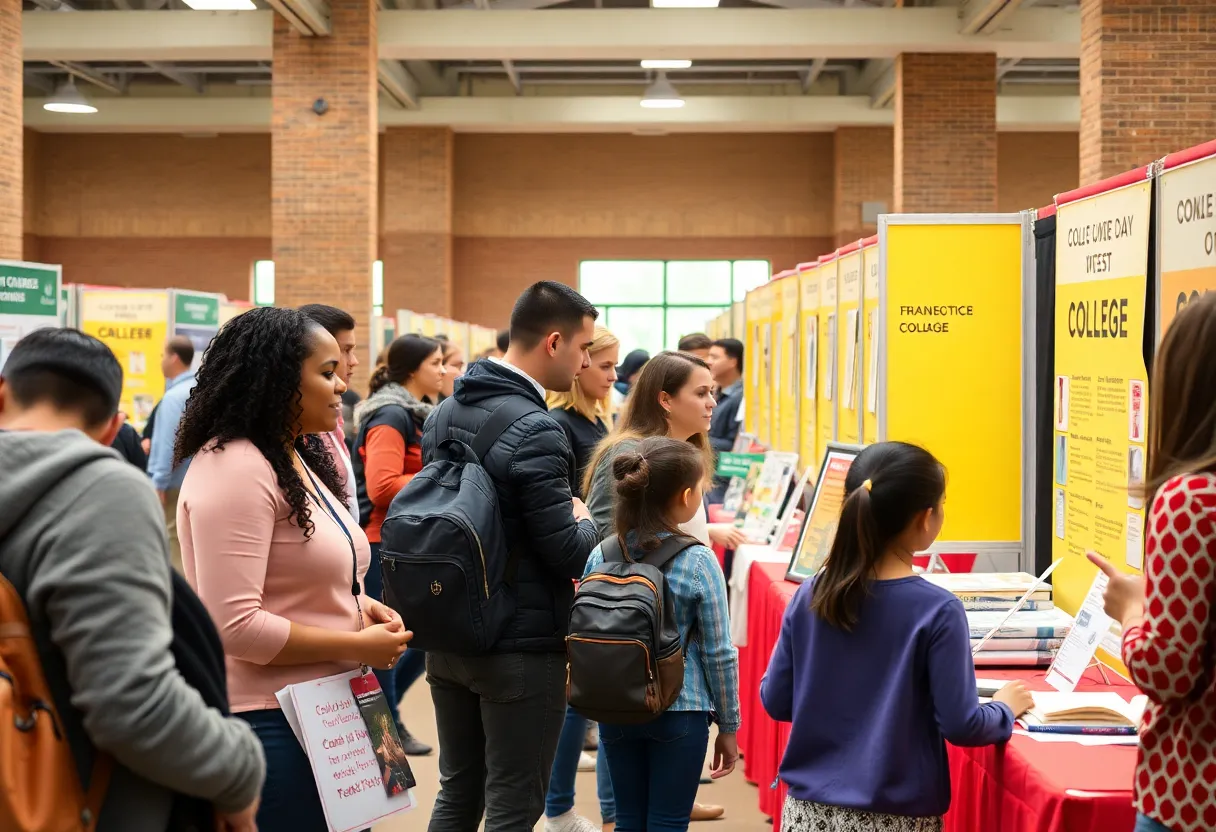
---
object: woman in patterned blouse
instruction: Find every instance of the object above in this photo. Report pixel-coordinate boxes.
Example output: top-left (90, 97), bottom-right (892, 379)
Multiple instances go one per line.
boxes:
top-left (1093, 292), bottom-right (1216, 832)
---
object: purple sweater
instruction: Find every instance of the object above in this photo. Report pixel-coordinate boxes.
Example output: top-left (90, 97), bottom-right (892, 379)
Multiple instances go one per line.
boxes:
top-left (760, 575), bottom-right (1014, 818)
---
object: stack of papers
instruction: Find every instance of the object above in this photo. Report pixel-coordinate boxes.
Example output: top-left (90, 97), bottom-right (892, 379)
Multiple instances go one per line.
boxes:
top-left (923, 572), bottom-right (1055, 611)
top-left (923, 573), bottom-right (1063, 668)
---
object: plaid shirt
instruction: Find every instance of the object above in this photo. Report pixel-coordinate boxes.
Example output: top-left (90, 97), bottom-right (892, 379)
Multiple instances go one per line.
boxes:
top-left (584, 536), bottom-right (742, 734)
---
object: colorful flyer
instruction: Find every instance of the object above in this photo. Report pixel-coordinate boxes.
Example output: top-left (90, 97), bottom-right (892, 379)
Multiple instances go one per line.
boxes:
top-left (739, 451), bottom-right (799, 544)
top-left (0, 261), bottom-right (61, 371)
top-left (1157, 141), bottom-right (1216, 340)
top-left (80, 289), bottom-right (170, 432)
top-left (786, 444), bottom-right (861, 582)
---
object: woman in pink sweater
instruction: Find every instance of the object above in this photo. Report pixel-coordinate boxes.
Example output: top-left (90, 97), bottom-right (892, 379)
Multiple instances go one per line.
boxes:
top-left (175, 307), bottom-right (412, 832)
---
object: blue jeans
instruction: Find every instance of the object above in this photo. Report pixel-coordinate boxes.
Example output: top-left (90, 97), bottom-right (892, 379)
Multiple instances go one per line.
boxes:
top-left (546, 705), bottom-right (616, 822)
top-left (366, 542), bottom-right (426, 727)
top-left (599, 711), bottom-right (710, 832)
top-left (238, 709), bottom-right (328, 832)
top-left (1135, 814), bottom-right (1174, 832)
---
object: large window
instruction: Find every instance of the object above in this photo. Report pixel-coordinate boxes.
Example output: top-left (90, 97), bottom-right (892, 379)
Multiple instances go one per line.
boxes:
top-left (579, 260), bottom-right (769, 356)
top-left (252, 260), bottom-right (385, 318)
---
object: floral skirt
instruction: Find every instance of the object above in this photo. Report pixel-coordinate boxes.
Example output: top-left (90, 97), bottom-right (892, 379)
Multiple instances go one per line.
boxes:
top-left (781, 796), bottom-right (944, 832)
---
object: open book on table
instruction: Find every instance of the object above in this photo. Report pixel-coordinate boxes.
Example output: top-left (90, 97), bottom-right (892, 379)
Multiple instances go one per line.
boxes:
top-left (1019, 691), bottom-right (1148, 733)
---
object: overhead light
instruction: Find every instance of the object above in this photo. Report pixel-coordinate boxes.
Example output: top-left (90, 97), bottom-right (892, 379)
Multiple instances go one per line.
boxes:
top-left (641, 72), bottom-right (685, 109)
top-left (652, 0), bottom-right (719, 7)
top-left (43, 78), bottom-right (97, 114)
top-left (182, 0), bottom-right (257, 9)
top-left (641, 60), bottom-right (692, 70)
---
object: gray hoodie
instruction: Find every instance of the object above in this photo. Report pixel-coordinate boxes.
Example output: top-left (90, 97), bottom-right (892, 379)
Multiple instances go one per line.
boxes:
top-left (0, 429), bottom-right (265, 831)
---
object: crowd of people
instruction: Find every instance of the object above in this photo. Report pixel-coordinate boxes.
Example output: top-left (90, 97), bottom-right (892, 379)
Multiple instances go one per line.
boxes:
top-left (0, 281), bottom-right (1212, 832)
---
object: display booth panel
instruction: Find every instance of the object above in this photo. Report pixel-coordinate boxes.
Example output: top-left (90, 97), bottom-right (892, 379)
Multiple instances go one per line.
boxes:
top-left (753, 280), bottom-right (777, 447)
top-left (744, 290), bottom-right (762, 439)
top-left (778, 272), bottom-right (801, 455)
top-left (797, 262), bottom-right (821, 477)
top-left (768, 273), bottom-right (789, 453)
top-left (170, 290), bottom-right (222, 372)
top-left (835, 243), bottom-right (864, 446)
top-left (861, 240), bottom-right (881, 443)
top-left (79, 287), bottom-right (171, 432)
top-left (1157, 139), bottom-right (1216, 342)
top-left (816, 255), bottom-right (838, 463)
top-left (0, 260), bottom-right (62, 371)
top-left (731, 301), bottom-right (745, 340)
top-left (879, 215), bottom-right (1033, 573)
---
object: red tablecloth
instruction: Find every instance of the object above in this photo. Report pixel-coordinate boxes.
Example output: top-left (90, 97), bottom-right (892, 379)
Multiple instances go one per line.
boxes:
top-left (738, 562), bottom-right (1140, 832)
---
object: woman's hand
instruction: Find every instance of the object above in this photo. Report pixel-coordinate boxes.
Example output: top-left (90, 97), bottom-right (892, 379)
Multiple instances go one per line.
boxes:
top-left (356, 623), bottom-right (412, 669)
top-left (364, 597), bottom-right (403, 631)
top-left (708, 524), bottom-right (746, 550)
top-left (1087, 552), bottom-right (1146, 626)
top-left (992, 680), bottom-right (1034, 719)
top-left (710, 732), bottom-right (738, 779)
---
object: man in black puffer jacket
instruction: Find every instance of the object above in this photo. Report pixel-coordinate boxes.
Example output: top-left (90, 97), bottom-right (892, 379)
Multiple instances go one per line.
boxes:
top-left (421, 281), bottom-right (601, 832)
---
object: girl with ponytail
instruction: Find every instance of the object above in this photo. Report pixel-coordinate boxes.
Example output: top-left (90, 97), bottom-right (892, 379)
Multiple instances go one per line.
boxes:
top-left (760, 441), bottom-right (1034, 832)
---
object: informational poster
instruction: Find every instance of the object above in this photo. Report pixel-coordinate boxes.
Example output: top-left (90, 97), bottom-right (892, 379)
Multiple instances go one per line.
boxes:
top-left (1053, 174), bottom-right (1152, 624)
top-left (171, 290), bottom-right (220, 370)
top-left (739, 451), bottom-right (799, 544)
top-left (779, 274), bottom-right (801, 455)
top-left (862, 242), bottom-right (880, 442)
top-left (0, 260), bottom-right (61, 371)
top-left (884, 218), bottom-right (1025, 552)
top-left (798, 263), bottom-right (821, 476)
top-left (817, 257), bottom-right (838, 460)
top-left (786, 444), bottom-right (861, 582)
top-left (80, 289), bottom-right (169, 431)
top-left (1158, 141), bottom-right (1216, 340)
top-left (836, 246), bottom-right (863, 445)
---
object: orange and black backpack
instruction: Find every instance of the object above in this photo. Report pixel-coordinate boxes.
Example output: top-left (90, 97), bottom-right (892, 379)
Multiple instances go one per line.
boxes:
top-left (0, 571), bottom-right (109, 831)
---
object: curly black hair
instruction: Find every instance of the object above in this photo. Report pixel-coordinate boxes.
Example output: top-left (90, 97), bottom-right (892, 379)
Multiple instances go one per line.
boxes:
top-left (174, 306), bottom-right (346, 538)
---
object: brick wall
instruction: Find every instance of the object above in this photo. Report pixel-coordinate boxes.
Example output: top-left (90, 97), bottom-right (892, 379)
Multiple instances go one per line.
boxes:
top-left (0, 0), bottom-right (21, 259)
top-left (998, 133), bottom-right (1080, 212)
top-left (895, 53), bottom-right (998, 213)
top-left (834, 127), bottom-right (893, 245)
top-left (1079, 0), bottom-right (1216, 182)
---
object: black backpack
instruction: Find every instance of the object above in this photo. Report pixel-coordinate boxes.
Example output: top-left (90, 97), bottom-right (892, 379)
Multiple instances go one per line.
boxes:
top-left (379, 398), bottom-right (539, 655)
top-left (566, 534), bottom-right (697, 725)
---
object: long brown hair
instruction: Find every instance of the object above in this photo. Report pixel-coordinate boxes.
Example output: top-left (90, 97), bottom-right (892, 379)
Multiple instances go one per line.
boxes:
top-left (368, 334), bottom-right (442, 395)
top-left (1145, 292), bottom-right (1216, 497)
top-left (613, 437), bottom-right (706, 552)
top-left (583, 350), bottom-right (715, 497)
top-left (811, 442), bottom-right (945, 631)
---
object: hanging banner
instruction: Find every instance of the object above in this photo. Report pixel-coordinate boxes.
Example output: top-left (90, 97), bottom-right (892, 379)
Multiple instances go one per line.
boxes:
top-left (1158, 140), bottom-right (1216, 340)
top-left (861, 239), bottom-right (880, 443)
top-left (0, 260), bottom-right (61, 370)
top-left (1052, 170), bottom-right (1153, 629)
top-left (797, 262), bottom-right (820, 475)
top-left (80, 288), bottom-right (170, 432)
top-left (171, 290), bottom-right (221, 370)
top-left (817, 254), bottom-right (838, 460)
top-left (835, 244), bottom-right (863, 445)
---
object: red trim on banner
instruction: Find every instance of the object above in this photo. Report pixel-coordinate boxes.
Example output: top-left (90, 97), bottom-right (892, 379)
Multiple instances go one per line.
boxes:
top-left (795, 261), bottom-right (818, 272)
top-left (817, 253), bottom-right (837, 264)
top-left (772, 269), bottom-right (799, 282)
top-left (860, 235), bottom-right (879, 247)
top-left (1037, 203), bottom-right (1056, 219)
top-left (1163, 139), bottom-right (1216, 170)
top-left (1056, 166), bottom-right (1150, 206)
top-left (836, 240), bottom-right (863, 257)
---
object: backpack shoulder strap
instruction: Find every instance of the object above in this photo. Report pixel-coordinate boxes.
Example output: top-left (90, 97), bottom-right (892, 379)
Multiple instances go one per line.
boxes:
top-left (600, 535), bottom-right (627, 563)
top-left (642, 535), bottom-right (701, 571)
top-left (471, 397), bottom-right (542, 461)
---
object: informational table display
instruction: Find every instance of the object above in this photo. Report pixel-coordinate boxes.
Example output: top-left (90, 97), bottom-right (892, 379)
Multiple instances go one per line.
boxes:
top-left (797, 262), bottom-right (821, 477)
top-left (817, 256), bottom-right (838, 461)
top-left (835, 244), bottom-right (863, 445)
top-left (778, 274), bottom-right (801, 456)
top-left (0, 260), bottom-right (61, 370)
top-left (1052, 173), bottom-right (1152, 632)
top-left (80, 289), bottom-right (170, 431)
top-left (171, 290), bottom-right (221, 371)
top-left (1157, 140), bottom-right (1216, 340)
top-left (862, 241), bottom-right (880, 443)
top-left (740, 451), bottom-right (799, 544)
top-left (786, 443), bottom-right (861, 582)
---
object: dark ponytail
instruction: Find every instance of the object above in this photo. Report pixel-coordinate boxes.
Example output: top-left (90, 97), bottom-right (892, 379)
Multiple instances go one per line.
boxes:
top-left (811, 441), bottom-right (946, 631)
top-left (367, 363), bottom-right (392, 395)
top-left (613, 436), bottom-right (706, 553)
top-left (368, 334), bottom-right (441, 395)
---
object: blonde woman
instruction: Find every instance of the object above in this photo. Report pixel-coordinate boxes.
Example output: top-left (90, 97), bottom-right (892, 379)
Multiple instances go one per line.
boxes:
top-left (544, 326), bottom-right (619, 832)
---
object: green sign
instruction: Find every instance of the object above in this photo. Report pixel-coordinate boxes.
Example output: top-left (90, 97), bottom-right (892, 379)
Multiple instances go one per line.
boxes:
top-left (0, 263), bottom-right (59, 318)
top-left (716, 451), bottom-right (765, 478)
top-left (174, 292), bottom-right (220, 328)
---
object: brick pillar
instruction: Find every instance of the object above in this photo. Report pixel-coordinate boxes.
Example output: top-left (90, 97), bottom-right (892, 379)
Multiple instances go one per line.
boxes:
top-left (1079, 0), bottom-right (1216, 183)
top-left (0, 0), bottom-right (22, 260)
top-left (271, 0), bottom-right (377, 390)
top-left (380, 127), bottom-right (454, 318)
top-left (834, 127), bottom-right (893, 246)
top-left (894, 53), bottom-right (997, 213)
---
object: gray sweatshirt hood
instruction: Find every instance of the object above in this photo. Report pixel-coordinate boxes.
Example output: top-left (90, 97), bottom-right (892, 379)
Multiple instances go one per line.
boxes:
top-left (0, 429), bottom-right (120, 541)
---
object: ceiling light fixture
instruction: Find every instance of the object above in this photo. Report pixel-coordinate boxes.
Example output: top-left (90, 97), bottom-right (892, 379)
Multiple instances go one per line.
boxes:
top-left (182, 0), bottom-right (257, 9)
top-left (641, 60), bottom-right (693, 70)
top-left (651, 0), bottom-right (719, 8)
top-left (640, 72), bottom-right (685, 109)
top-left (42, 78), bottom-right (97, 114)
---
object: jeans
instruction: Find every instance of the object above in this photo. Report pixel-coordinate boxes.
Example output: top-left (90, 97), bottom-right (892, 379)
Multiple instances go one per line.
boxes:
top-left (238, 709), bottom-right (328, 832)
top-left (599, 711), bottom-right (710, 832)
top-left (366, 542), bottom-right (425, 727)
top-left (1134, 814), bottom-right (1174, 832)
top-left (546, 705), bottom-right (616, 822)
top-left (426, 651), bottom-right (566, 832)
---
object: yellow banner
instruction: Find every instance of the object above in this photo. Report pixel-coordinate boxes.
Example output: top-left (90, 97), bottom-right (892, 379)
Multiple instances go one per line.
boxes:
top-left (80, 289), bottom-right (170, 432)
top-left (756, 282), bottom-right (776, 447)
top-left (1053, 180), bottom-right (1152, 651)
top-left (817, 260), bottom-right (838, 457)
top-left (836, 249), bottom-right (863, 445)
top-left (862, 245), bottom-right (881, 443)
top-left (798, 264), bottom-right (821, 476)
top-left (770, 281), bottom-right (785, 452)
top-left (779, 275), bottom-right (801, 455)
top-left (885, 222), bottom-right (1024, 546)
top-left (1158, 154), bottom-right (1216, 338)
top-left (744, 292), bottom-right (760, 437)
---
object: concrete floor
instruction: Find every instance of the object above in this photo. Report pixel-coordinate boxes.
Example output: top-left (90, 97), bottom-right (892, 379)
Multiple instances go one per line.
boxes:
top-left (375, 678), bottom-right (771, 831)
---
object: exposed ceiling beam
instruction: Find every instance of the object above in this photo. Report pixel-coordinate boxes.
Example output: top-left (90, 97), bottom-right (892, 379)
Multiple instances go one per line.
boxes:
top-left (265, 0), bottom-right (332, 36)
top-left (23, 71), bottom-right (55, 95)
top-left (23, 7), bottom-right (1081, 63)
top-left (48, 60), bottom-right (122, 94)
top-left (869, 59), bottom-right (894, 107)
top-left (471, 0), bottom-right (521, 94)
top-left (444, 0), bottom-right (568, 9)
top-left (959, 0), bottom-right (1028, 36)
top-left (800, 57), bottom-right (826, 93)
top-left (146, 60), bottom-right (205, 92)
top-left (23, 93), bottom-right (1081, 133)
top-left (377, 59), bottom-right (421, 108)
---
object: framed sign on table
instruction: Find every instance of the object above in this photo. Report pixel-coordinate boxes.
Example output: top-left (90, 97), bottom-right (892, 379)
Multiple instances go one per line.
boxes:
top-left (786, 443), bottom-right (864, 582)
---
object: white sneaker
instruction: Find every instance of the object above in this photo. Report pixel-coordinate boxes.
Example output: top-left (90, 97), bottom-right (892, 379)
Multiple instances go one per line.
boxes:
top-left (577, 751), bottom-right (596, 772)
top-left (545, 810), bottom-right (600, 832)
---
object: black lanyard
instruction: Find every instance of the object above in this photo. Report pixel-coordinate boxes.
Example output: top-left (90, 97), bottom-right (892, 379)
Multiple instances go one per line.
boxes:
top-left (298, 453), bottom-right (364, 629)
